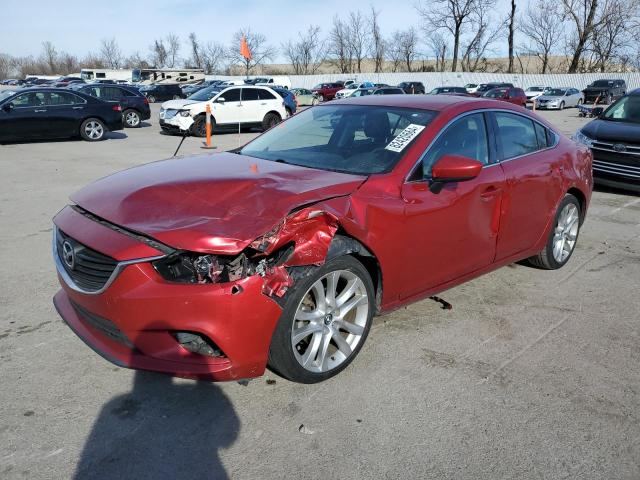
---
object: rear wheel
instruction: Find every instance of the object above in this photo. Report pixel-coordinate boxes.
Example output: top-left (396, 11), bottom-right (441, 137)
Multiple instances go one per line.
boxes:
top-left (318, 94), bottom-right (324, 103)
top-left (80, 118), bottom-right (106, 141)
top-left (527, 194), bottom-right (581, 270)
top-left (268, 256), bottom-right (375, 383)
top-left (123, 109), bottom-right (140, 128)
top-left (262, 112), bottom-right (281, 130)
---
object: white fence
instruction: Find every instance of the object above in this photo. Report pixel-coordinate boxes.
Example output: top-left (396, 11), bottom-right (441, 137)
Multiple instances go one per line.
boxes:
top-left (208, 72), bottom-right (640, 91)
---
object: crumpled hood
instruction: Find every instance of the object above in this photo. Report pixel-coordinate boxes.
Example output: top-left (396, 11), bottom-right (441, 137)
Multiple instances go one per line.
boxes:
top-left (161, 99), bottom-right (202, 110)
top-left (71, 153), bottom-right (365, 254)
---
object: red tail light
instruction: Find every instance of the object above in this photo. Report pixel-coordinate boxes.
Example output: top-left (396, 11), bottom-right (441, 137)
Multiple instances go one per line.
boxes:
top-left (112, 104), bottom-right (122, 112)
top-left (143, 97), bottom-right (149, 104)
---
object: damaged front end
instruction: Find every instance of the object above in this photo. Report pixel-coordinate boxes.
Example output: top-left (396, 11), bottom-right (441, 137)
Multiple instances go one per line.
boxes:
top-left (152, 207), bottom-right (340, 298)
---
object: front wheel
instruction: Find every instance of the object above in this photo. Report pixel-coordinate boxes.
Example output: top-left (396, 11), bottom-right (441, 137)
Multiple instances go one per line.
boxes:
top-left (559, 101), bottom-right (565, 110)
top-left (268, 256), bottom-right (375, 383)
top-left (262, 112), bottom-right (281, 130)
top-left (527, 194), bottom-right (581, 270)
top-left (80, 118), bottom-right (106, 141)
top-left (191, 115), bottom-right (209, 137)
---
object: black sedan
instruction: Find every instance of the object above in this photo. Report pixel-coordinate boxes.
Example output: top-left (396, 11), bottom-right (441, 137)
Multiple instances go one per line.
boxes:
top-left (573, 88), bottom-right (640, 192)
top-left (71, 83), bottom-right (151, 128)
top-left (0, 88), bottom-right (123, 142)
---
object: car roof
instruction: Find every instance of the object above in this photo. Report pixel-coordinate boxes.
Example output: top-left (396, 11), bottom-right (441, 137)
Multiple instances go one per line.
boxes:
top-left (332, 93), bottom-right (501, 112)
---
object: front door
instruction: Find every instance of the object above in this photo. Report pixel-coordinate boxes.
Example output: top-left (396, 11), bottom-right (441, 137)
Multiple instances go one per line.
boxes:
top-left (399, 112), bottom-right (506, 298)
top-left (212, 88), bottom-right (241, 125)
top-left (1, 91), bottom-right (49, 139)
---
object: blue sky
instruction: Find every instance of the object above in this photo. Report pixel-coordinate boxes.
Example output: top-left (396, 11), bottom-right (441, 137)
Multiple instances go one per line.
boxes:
top-left (1, 0), bottom-right (510, 61)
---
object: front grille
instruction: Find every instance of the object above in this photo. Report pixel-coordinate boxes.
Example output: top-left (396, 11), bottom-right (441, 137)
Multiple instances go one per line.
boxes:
top-left (592, 140), bottom-right (640, 157)
top-left (56, 229), bottom-right (118, 292)
top-left (593, 159), bottom-right (640, 180)
top-left (71, 301), bottom-right (133, 347)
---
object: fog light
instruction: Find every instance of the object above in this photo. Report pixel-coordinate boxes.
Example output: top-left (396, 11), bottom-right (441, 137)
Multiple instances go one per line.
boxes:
top-left (174, 332), bottom-right (224, 357)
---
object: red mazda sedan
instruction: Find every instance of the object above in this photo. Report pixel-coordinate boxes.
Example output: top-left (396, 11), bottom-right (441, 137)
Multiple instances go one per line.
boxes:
top-left (53, 95), bottom-right (592, 383)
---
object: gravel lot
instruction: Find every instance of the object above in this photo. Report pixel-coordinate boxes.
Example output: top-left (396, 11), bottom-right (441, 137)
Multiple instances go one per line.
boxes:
top-left (1, 103), bottom-right (639, 480)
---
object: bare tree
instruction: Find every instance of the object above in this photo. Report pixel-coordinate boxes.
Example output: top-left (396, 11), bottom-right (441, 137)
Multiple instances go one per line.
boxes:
top-left (165, 33), bottom-right (181, 68)
top-left (386, 29), bottom-right (418, 72)
top-left (150, 39), bottom-right (167, 67)
top-left (328, 16), bottom-right (353, 73)
top-left (507, 0), bottom-right (516, 73)
top-left (202, 42), bottom-right (226, 74)
top-left (561, 0), bottom-right (601, 73)
top-left (416, 0), bottom-right (477, 71)
top-left (460, 0), bottom-right (500, 72)
top-left (348, 10), bottom-right (367, 73)
top-left (99, 38), bottom-right (122, 69)
top-left (228, 28), bottom-right (276, 76)
top-left (0, 53), bottom-right (12, 79)
top-left (369, 6), bottom-right (385, 73)
top-left (282, 25), bottom-right (326, 75)
top-left (41, 41), bottom-right (57, 74)
top-left (386, 31), bottom-right (404, 72)
top-left (428, 33), bottom-right (448, 71)
top-left (589, 0), bottom-right (640, 71)
top-left (188, 33), bottom-right (203, 69)
top-left (519, 0), bottom-right (562, 73)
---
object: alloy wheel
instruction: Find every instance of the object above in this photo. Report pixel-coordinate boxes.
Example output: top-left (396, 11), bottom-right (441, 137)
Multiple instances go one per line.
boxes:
top-left (291, 270), bottom-right (369, 373)
top-left (84, 121), bottom-right (104, 140)
top-left (552, 203), bottom-right (579, 263)
top-left (125, 111), bottom-right (140, 127)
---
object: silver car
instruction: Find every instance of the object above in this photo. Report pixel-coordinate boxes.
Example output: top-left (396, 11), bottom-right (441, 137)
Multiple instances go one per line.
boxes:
top-left (535, 88), bottom-right (584, 110)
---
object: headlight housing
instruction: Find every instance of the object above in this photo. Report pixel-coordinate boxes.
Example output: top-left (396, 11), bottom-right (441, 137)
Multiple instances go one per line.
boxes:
top-left (153, 253), bottom-right (225, 284)
top-left (179, 110), bottom-right (191, 117)
top-left (572, 130), bottom-right (593, 147)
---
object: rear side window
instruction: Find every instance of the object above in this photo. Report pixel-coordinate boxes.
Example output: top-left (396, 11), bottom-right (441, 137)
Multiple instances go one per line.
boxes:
top-left (48, 92), bottom-right (82, 105)
top-left (421, 113), bottom-right (489, 177)
top-left (534, 123), bottom-right (551, 149)
top-left (494, 112), bottom-right (539, 159)
top-left (242, 88), bottom-right (259, 101)
top-left (257, 89), bottom-right (276, 100)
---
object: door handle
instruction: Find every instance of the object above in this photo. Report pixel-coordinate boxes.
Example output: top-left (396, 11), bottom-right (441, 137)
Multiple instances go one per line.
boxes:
top-left (260, 102), bottom-right (267, 105)
top-left (34, 109), bottom-right (47, 112)
top-left (72, 106), bottom-right (84, 110)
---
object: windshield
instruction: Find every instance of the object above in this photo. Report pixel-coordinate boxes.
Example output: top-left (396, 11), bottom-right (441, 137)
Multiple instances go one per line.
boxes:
top-left (240, 105), bottom-right (437, 175)
top-left (527, 86), bottom-right (545, 92)
top-left (188, 86), bottom-right (222, 101)
top-left (602, 95), bottom-right (640, 124)
top-left (0, 90), bottom-right (16, 102)
top-left (546, 89), bottom-right (566, 96)
top-left (591, 80), bottom-right (614, 87)
top-left (484, 89), bottom-right (507, 98)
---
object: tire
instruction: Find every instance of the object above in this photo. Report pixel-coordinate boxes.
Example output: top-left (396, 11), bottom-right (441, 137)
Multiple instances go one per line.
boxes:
top-left (527, 194), bottom-right (581, 270)
top-left (262, 112), bottom-right (281, 131)
top-left (311, 97), bottom-right (319, 106)
top-left (318, 94), bottom-right (324, 103)
top-left (285, 107), bottom-right (292, 117)
top-left (80, 118), bottom-right (106, 141)
top-left (577, 97), bottom-right (583, 106)
top-left (268, 256), bottom-right (375, 383)
top-left (147, 95), bottom-right (156, 103)
top-left (191, 115), bottom-right (209, 137)
top-left (123, 109), bottom-right (141, 128)
top-left (559, 101), bottom-right (565, 110)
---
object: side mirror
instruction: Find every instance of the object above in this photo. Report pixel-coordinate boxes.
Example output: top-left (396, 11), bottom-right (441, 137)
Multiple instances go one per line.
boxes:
top-left (216, 97), bottom-right (226, 104)
top-left (430, 155), bottom-right (483, 193)
top-left (2, 102), bottom-right (14, 112)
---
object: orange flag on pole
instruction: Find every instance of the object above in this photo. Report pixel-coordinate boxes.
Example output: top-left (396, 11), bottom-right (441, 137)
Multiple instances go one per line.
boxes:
top-left (240, 36), bottom-right (252, 60)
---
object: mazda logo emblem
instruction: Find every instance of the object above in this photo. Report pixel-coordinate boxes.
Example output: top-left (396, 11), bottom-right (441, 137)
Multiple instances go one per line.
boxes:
top-left (62, 240), bottom-right (75, 269)
top-left (613, 144), bottom-right (627, 153)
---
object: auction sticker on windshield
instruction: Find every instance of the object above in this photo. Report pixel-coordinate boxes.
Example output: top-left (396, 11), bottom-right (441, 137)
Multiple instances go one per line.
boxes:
top-left (385, 124), bottom-right (426, 152)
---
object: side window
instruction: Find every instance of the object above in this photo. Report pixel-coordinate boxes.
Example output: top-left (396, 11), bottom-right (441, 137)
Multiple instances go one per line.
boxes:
top-left (257, 89), bottom-right (276, 100)
top-left (96, 72), bottom-right (106, 79)
top-left (534, 122), bottom-right (550, 149)
top-left (494, 112), bottom-right (539, 159)
top-left (47, 92), bottom-right (80, 105)
top-left (101, 87), bottom-right (122, 101)
top-left (242, 88), bottom-right (259, 101)
top-left (420, 113), bottom-right (489, 178)
top-left (11, 92), bottom-right (46, 107)
top-left (222, 88), bottom-right (240, 102)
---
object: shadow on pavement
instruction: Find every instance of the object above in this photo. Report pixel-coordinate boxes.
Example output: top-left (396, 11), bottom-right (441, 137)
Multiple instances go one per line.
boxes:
top-left (73, 371), bottom-right (239, 480)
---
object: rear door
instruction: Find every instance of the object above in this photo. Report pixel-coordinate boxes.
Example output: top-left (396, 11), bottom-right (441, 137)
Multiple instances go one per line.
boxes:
top-left (240, 87), bottom-right (262, 123)
top-left (491, 111), bottom-right (564, 261)
top-left (44, 91), bottom-right (85, 136)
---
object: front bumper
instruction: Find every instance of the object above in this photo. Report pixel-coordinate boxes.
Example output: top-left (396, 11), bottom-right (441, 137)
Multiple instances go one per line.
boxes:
top-left (53, 209), bottom-right (284, 381)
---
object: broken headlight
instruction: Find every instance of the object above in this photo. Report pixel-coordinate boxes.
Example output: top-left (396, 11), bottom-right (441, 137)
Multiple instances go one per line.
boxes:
top-left (152, 252), bottom-right (250, 284)
top-left (153, 253), bottom-right (224, 284)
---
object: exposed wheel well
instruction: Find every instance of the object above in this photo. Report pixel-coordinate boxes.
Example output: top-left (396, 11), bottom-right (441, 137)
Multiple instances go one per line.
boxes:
top-left (327, 233), bottom-right (382, 313)
top-left (567, 187), bottom-right (586, 224)
top-left (265, 110), bottom-right (282, 119)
